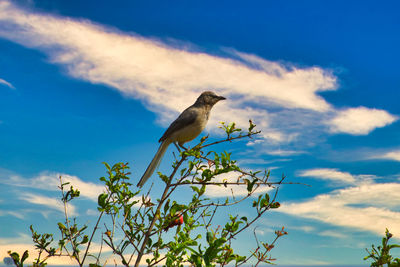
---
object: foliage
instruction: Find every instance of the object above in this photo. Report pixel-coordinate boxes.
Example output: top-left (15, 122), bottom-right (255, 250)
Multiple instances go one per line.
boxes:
top-left (364, 229), bottom-right (400, 267)
top-left (8, 120), bottom-right (288, 266)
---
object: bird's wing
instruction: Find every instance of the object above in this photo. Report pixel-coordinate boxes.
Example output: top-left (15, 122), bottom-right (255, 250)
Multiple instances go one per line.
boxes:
top-left (159, 107), bottom-right (198, 143)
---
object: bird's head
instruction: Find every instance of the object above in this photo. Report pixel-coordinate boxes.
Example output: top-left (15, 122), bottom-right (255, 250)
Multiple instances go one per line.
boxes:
top-left (195, 91), bottom-right (226, 106)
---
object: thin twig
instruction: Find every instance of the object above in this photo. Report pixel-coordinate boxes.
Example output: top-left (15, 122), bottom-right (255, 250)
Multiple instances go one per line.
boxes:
top-left (199, 131), bottom-right (261, 149)
top-left (59, 176), bottom-right (81, 266)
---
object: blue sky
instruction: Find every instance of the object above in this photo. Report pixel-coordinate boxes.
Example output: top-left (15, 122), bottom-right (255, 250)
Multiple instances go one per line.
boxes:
top-left (1, 0), bottom-right (400, 265)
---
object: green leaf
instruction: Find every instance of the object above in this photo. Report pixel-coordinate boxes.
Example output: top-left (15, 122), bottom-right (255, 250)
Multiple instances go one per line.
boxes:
top-left (260, 193), bottom-right (270, 207)
top-left (164, 199), bottom-right (170, 214)
top-left (103, 162), bottom-right (111, 171)
top-left (264, 193), bottom-right (270, 204)
top-left (203, 250), bottom-right (211, 266)
top-left (191, 186), bottom-right (200, 195)
top-left (8, 252), bottom-right (20, 264)
top-left (188, 161), bottom-right (195, 171)
top-left (81, 235), bottom-right (89, 244)
top-left (199, 185), bottom-right (206, 196)
top-left (98, 193), bottom-right (108, 208)
top-left (57, 222), bottom-right (67, 231)
top-left (21, 250), bottom-right (29, 263)
top-left (180, 167), bottom-right (187, 176)
top-left (158, 172), bottom-right (169, 183)
top-left (206, 231), bottom-right (213, 245)
top-left (214, 237), bottom-right (227, 248)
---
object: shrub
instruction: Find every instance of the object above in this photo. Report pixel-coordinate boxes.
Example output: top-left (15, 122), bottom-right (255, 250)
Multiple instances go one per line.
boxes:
top-left (8, 121), bottom-right (288, 266)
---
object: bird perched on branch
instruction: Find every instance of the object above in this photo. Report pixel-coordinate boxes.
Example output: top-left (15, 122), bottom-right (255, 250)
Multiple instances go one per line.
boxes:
top-left (137, 91), bottom-right (226, 187)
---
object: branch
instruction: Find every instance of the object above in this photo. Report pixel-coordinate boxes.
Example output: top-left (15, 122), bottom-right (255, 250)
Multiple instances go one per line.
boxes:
top-left (199, 131), bottom-right (261, 149)
top-left (134, 155), bottom-right (187, 267)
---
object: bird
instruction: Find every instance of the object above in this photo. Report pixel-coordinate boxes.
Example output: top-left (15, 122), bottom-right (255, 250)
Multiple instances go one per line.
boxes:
top-left (137, 91), bottom-right (226, 187)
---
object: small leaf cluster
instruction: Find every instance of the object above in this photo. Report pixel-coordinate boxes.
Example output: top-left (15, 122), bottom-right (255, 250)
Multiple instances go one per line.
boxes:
top-left (57, 220), bottom-right (89, 260)
top-left (98, 162), bottom-right (139, 216)
top-left (7, 250), bottom-right (29, 267)
top-left (364, 229), bottom-right (400, 267)
top-left (60, 181), bottom-right (80, 202)
top-left (252, 192), bottom-right (280, 214)
top-left (219, 120), bottom-right (259, 140)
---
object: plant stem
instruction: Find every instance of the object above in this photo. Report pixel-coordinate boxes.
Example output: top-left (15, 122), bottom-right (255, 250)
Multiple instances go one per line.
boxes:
top-left (134, 156), bottom-right (186, 267)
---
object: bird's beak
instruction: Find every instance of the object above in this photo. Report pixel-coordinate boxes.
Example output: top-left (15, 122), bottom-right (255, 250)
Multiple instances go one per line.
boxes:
top-left (217, 95), bottom-right (226, 101)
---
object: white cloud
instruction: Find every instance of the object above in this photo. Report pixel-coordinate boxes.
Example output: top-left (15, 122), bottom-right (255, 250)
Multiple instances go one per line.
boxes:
top-left (290, 225), bottom-right (348, 239)
top-left (373, 150), bottom-right (400, 162)
top-left (19, 192), bottom-right (76, 216)
top-left (298, 168), bottom-right (356, 184)
top-left (291, 225), bottom-right (315, 233)
top-left (0, 232), bottom-right (30, 245)
top-left (279, 182), bottom-right (400, 237)
top-left (203, 171), bottom-right (273, 198)
top-left (319, 230), bottom-right (347, 239)
top-left (0, 1), bottom-right (336, 113)
top-left (0, 171), bottom-right (103, 218)
top-left (265, 149), bottom-right (305, 156)
top-left (299, 259), bottom-right (331, 265)
top-left (0, 169), bottom-right (145, 214)
top-left (2, 170), bottom-right (104, 202)
top-left (1, 209), bottom-right (50, 219)
top-left (291, 225), bottom-right (348, 239)
top-left (0, 0), bottom-right (396, 155)
top-left (86, 208), bottom-right (98, 216)
top-left (328, 107), bottom-right (398, 135)
top-left (0, 77), bottom-right (14, 89)
top-left (0, 1), bottom-right (339, 146)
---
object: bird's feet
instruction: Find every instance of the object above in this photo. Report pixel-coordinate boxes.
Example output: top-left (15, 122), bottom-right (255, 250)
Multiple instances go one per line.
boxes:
top-left (173, 142), bottom-right (188, 152)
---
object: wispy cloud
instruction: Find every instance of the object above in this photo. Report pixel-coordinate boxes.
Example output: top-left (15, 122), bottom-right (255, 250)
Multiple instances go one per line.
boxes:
top-left (0, 1), bottom-right (396, 155)
top-left (328, 107), bottom-right (398, 135)
top-left (291, 225), bottom-right (349, 239)
top-left (0, 1), bottom-right (336, 113)
top-left (291, 225), bottom-right (316, 233)
top-left (264, 149), bottom-right (305, 156)
top-left (279, 182), bottom-right (400, 237)
top-left (319, 230), bottom-right (347, 239)
top-left (19, 192), bottom-right (76, 216)
top-left (281, 258), bottom-right (331, 265)
top-left (0, 169), bottom-right (101, 217)
top-left (0, 77), bottom-right (14, 89)
top-left (203, 171), bottom-right (273, 198)
top-left (0, 208), bottom-right (51, 219)
top-left (0, 169), bottom-right (144, 213)
top-left (298, 168), bottom-right (378, 186)
top-left (23, 209), bottom-right (52, 219)
top-left (298, 168), bottom-right (356, 185)
top-left (372, 150), bottom-right (400, 162)
top-left (1, 169), bottom-right (104, 202)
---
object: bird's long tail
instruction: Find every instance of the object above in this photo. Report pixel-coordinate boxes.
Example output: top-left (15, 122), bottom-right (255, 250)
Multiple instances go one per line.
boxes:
top-left (137, 141), bottom-right (170, 187)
